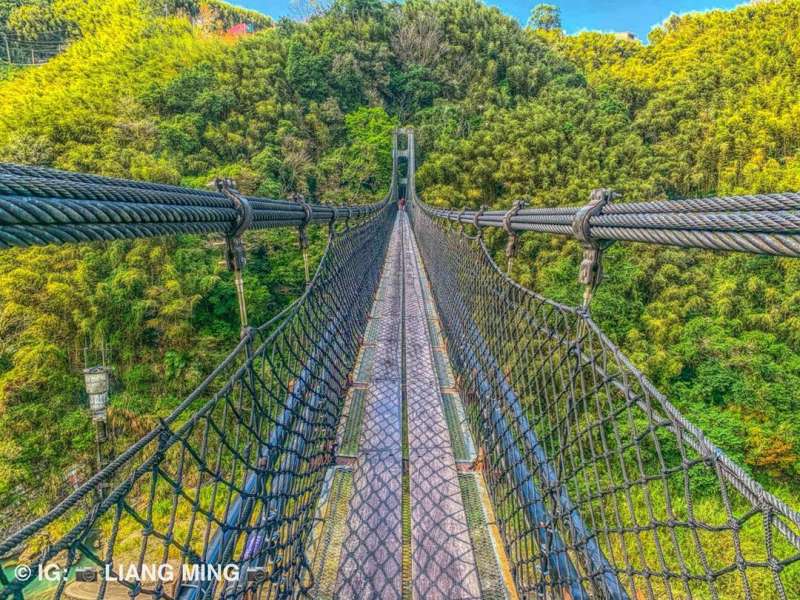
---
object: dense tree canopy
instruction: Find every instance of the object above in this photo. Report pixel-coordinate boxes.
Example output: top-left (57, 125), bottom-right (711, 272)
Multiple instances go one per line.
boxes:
top-left (417, 0), bottom-right (800, 501)
top-left (0, 0), bottom-right (798, 527)
top-left (527, 3), bottom-right (560, 31)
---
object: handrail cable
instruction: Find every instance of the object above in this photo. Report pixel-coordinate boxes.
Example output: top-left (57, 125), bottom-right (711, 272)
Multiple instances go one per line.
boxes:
top-left (0, 163), bottom-right (384, 249)
top-left (419, 191), bottom-right (800, 257)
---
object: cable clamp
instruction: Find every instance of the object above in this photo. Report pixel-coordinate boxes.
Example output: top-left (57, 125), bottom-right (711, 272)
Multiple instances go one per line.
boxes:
top-left (503, 199), bottom-right (526, 260)
top-left (473, 205), bottom-right (487, 237)
top-left (217, 178), bottom-right (253, 239)
top-left (216, 178), bottom-right (252, 272)
top-left (328, 207), bottom-right (337, 236)
top-left (457, 208), bottom-right (467, 235)
top-left (292, 193), bottom-right (312, 249)
top-left (572, 189), bottom-right (616, 306)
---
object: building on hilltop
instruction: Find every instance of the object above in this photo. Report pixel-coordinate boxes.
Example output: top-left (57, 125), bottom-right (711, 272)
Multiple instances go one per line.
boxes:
top-left (226, 22), bottom-right (254, 37)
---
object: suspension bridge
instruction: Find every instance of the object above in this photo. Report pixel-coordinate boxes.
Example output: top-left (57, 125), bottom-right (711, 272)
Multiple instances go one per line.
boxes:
top-left (0, 129), bottom-right (798, 599)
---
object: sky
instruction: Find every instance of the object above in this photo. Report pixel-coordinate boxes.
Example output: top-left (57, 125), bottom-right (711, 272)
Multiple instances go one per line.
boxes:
top-left (231, 0), bottom-right (746, 41)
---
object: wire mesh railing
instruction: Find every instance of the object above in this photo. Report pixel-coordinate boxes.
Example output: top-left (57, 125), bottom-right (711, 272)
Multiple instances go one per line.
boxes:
top-left (4, 129), bottom-right (800, 600)
top-left (0, 195), bottom-right (395, 600)
top-left (409, 198), bottom-right (800, 599)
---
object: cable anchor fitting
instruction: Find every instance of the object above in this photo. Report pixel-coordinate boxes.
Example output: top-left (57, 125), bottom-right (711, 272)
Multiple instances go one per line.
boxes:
top-left (503, 199), bottom-right (526, 273)
top-left (572, 189), bottom-right (616, 309)
top-left (473, 205), bottom-right (487, 238)
top-left (217, 178), bottom-right (253, 273)
top-left (292, 193), bottom-right (313, 284)
top-left (457, 208), bottom-right (467, 236)
top-left (327, 207), bottom-right (337, 237)
top-left (216, 178), bottom-right (253, 337)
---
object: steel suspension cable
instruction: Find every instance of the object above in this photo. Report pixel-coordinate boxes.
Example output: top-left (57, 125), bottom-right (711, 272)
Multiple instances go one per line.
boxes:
top-left (0, 163), bottom-right (384, 248)
top-left (420, 191), bottom-right (800, 257)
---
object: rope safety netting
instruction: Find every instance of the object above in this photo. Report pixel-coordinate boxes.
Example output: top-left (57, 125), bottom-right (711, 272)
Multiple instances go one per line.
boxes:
top-left (0, 195), bottom-right (396, 600)
top-left (408, 198), bottom-right (800, 600)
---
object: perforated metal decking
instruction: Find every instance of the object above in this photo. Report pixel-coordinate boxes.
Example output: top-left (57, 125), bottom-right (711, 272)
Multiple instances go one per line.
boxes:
top-left (308, 212), bottom-right (514, 599)
top-left (334, 211), bottom-right (404, 599)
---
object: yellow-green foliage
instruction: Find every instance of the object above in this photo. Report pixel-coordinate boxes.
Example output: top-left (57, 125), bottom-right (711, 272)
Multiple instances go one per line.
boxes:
top-left (0, 0), bottom-right (397, 511)
top-left (0, 0), bottom-right (223, 176)
top-left (555, 0), bottom-right (800, 196)
top-left (0, 1), bottom-right (798, 587)
top-left (417, 0), bottom-right (800, 494)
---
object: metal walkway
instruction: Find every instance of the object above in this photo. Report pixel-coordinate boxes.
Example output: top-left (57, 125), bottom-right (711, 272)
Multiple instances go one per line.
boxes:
top-left (335, 211), bottom-right (404, 598)
top-left (309, 212), bottom-right (513, 599)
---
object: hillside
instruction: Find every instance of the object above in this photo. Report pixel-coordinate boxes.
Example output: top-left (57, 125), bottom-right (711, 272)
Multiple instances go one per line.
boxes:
top-left (416, 0), bottom-right (800, 498)
top-left (0, 0), bottom-right (798, 519)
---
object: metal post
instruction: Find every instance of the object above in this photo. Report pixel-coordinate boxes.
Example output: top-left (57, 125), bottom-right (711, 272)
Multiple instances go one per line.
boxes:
top-left (232, 262), bottom-right (248, 331)
top-left (301, 238), bottom-right (310, 284)
top-left (406, 127), bottom-right (415, 196)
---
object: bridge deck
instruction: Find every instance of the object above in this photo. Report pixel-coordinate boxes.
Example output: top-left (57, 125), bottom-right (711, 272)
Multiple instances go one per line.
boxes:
top-left (310, 212), bottom-right (515, 599)
top-left (334, 212), bottom-right (404, 598)
top-left (401, 214), bottom-right (482, 599)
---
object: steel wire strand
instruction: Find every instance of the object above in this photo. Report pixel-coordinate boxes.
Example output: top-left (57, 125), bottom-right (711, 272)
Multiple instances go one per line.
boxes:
top-left (0, 167), bottom-right (385, 248)
top-left (423, 192), bottom-right (800, 221)
top-left (416, 192), bottom-right (800, 257)
top-left (480, 209), bottom-right (800, 233)
top-left (0, 163), bottom-right (237, 196)
top-left (0, 169), bottom-right (384, 217)
top-left (0, 176), bottom-right (237, 207)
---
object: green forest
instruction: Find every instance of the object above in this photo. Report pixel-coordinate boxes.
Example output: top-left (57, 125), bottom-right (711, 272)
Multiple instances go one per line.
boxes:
top-left (0, 0), bottom-right (798, 530)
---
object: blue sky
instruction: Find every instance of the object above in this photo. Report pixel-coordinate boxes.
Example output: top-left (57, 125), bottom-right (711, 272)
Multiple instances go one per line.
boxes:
top-left (232, 0), bottom-right (745, 41)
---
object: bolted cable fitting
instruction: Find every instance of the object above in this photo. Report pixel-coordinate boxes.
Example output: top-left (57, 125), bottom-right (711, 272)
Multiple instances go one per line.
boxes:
top-left (292, 193), bottom-right (313, 284)
top-left (503, 199), bottom-right (526, 273)
top-left (291, 192), bottom-right (313, 247)
top-left (572, 189), bottom-right (617, 308)
top-left (328, 209), bottom-right (337, 236)
top-left (473, 205), bottom-right (487, 238)
top-left (216, 178), bottom-right (253, 273)
top-left (216, 178), bottom-right (253, 336)
top-left (457, 207), bottom-right (467, 236)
